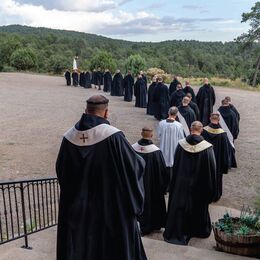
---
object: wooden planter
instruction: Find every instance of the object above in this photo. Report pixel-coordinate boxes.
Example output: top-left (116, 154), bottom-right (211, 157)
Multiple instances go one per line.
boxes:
top-left (212, 223), bottom-right (260, 258)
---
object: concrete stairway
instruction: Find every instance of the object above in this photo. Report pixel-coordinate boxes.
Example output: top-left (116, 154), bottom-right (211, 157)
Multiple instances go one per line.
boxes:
top-left (0, 205), bottom-right (257, 260)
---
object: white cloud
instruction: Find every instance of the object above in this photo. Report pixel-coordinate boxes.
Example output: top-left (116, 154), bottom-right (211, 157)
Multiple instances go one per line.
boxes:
top-left (0, 0), bottom-right (246, 41)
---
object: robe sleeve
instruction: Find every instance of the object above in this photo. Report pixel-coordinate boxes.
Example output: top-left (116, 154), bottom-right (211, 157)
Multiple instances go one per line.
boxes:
top-left (56, 138), bottom-right (66, 183)
top-left (206, 147), bottom-right (217, 203)
top-left (109, 133), bottom-right (145, 216)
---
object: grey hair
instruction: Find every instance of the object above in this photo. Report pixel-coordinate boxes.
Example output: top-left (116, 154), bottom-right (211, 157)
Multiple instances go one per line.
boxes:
top-left (168, 106), bottom-right (178, 116)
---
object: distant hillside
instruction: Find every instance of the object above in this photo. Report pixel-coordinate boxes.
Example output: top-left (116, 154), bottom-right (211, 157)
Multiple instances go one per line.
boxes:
top-left (0, 24), bottom-right (256, 80)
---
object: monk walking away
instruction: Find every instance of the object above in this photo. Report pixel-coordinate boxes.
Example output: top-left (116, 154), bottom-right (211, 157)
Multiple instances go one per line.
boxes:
top-left (56, 95), bottom-right (147, 260)
top-left (132, 127), bottom-right (168, 236)
top-left (163, 121), bottom-right (217, 245)
top-left (202, 113), bottom-right (236, 202)
top-left (157, 107), bottom-right (185, 188)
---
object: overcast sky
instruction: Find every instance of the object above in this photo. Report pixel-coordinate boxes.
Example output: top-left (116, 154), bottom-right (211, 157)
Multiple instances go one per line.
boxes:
top-left (0, 0), bottom-right (257, 42)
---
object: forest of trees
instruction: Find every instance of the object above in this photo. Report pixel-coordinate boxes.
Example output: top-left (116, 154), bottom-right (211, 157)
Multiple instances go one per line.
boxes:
top-left (0, 24), bottom-right (258, 84)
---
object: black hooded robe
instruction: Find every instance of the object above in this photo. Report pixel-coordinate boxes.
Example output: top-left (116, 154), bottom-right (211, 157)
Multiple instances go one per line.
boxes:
top-left (163, 135), bottom-right (216, 245)
top-left (123, 74), bottom-right (134, 102)
top-left (183, 86), bottom-right (196, 102)
top-left (72, 72), bottom-right (79, 86)
top-left (103, 71), bottom-right (112, 92)
top-left (111, 73), bottom-right (124, 96)
top-left (134, 78), bottom-right (147, 108)
top-left (65, 71), bottom-right (71, 86)
top-left (170, 90), bottom-right (186, 107)
top-left (146, 82), bottom-right (157, 116)
top-left (189, 101), bottom-right (200, 120)
top-left (178, 105), bottom-right (196, 129)
top-left (196, 84), bottom-right (216, 126)
top-left (56, 114), bottom-right (147, 260)
top-left (84, 72), bottom-right (92, 88)
top-left (79, 72), bottom-right (86, 87)
top-left (96, 71), bottom-right (103, 90)
top-left (152, 82), bottom-right (169, 120)
top-left (229, 104), bottom-right (240, 123)
top-left (132, 139), bottom-right (168, 235)
top-left (218, 106), bottom-right (239, 141)
top-left (169, 79), bottom-right (180, 96)
top-left (202, 124), bottom-right (234, 201)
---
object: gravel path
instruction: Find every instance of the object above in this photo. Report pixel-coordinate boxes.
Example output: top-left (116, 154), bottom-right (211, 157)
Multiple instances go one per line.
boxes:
top-left (0, 72), bottom-right (259, 209)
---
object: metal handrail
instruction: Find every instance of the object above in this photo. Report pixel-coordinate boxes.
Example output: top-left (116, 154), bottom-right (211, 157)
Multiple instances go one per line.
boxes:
top-left (0, 177), bottom-right (59, 249)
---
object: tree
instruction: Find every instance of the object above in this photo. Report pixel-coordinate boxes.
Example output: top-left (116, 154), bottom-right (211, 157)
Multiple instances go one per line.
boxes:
top-left (89, 50), bottom-right (116, 72)
top-left (10, 48), bottom-right (37, 70)
top-left (236, 2), bottom-right (260, 87)
top-left (48, 55), bottom-right (71, 74)
top-left (125, 54), bottom-right (146, 76)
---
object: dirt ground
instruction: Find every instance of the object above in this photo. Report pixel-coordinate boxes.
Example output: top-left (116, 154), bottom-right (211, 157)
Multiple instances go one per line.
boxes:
top-left (0, 72), bottom-right (259, 210)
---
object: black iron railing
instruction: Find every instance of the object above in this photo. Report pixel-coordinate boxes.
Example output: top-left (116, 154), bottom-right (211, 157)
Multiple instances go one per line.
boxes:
top-left (0, 177), bottom-right (59, 249)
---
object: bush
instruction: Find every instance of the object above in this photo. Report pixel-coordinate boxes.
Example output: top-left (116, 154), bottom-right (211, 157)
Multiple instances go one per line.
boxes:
top-left (2, 65), bottom-right (17, 72)
top-left (48, 55), bottom-right (71, 74)
top-left (125, 54), bottom-right (146, 76)
top-left (10, 48), bottom-right (37, 70)
top-left (89, 50), bottom-right (116, 72)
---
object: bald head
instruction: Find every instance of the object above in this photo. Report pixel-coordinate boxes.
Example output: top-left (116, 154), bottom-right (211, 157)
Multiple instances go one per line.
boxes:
top-left (86, 95), bottom-right (109, 118)
top-left (190, 121), bottom-right (203, 135)
top-left (225, 96), bottom-right (231, 103)
top-left (210, 113), bottom-right (220, 124)
top-left (141, 127), bottom-right (153, 139)
top-left (221, 99), bottom-right (229, 106)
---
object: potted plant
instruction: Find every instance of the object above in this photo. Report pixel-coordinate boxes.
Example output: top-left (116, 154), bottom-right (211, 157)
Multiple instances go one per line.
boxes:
top-left (212, 207), bottom-right (260, 258)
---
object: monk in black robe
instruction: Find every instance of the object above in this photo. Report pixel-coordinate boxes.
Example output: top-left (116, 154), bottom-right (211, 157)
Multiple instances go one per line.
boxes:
top-left (169, 76), bottom-right (180, 96)
top-left (225, 96), bottom-right (240, 123)
top-left (103, 69), bottom-right (112, 92)
top-left (123, 71), bottom-right (134, 102)
top-left (196, 78), bottom-right (216, 126)
top-left (64, 70), bottom-right (71, 86)
top-left (56, 95), bottom-right (147, 260)
top-left (72, 70), bottom-right (79, 86)
top-left (91, 69), bottom-right (97, 88)
top-left (183, 81), bottom-right (196, 102)
top-left (84, 71), bottom-right (92, 88)
top-left (134, 75), bottom-right (147, 108)
top-left (96, 68), bottom-right (103, 90)
top-left (218, 99), bottom-right (239, 141)
top-left (132, 127), bottom-right (168, 235)
top-left (170, 83), bottom-right (185, 107)
top-left (111, 70), bottom-right (124, 96)
top-left (178, 97), bottom-right (196, 129)
top-left (79, 72), bottom-right (86, 87)
top-left (186, 93), bottom-right (200, 120)
top-left (164, 121), bottom-right (216, 245)
top-left (147, 76), bottom-right (158, 116)
top-left (140, 71), bottom-right (147, 85)
top-left (202, 113), bottom-right (234, 201)
top-left (152, 77), bottom-right (169, 120)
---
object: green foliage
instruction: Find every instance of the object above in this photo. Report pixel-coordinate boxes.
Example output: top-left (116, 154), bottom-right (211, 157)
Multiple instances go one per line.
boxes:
top-left (215, 208), bottom-right (260, 236)
top-left (216, 212), bottom-right (234, 234)
top-left (236, 2), bottom-right (260, 87)
top-left (48, 55), bottom-right (71, 74)
top-left (10, 48), bottom-right (37, 70)
top-left (236, 225), bottom-right (250, 235)
top-left (89, 50), bottom-right (116, 72)
top-left (125, 54), bottom-right (146, 76)
top-left (0, 24), bottom-right (257, 82)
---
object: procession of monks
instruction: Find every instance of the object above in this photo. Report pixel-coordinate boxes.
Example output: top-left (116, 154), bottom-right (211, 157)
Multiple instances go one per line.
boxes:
top-left (60, 70), bottom-right (240, 260)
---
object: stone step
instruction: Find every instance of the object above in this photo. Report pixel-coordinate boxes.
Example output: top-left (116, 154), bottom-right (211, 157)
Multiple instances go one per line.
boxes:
top-left (142, 237), bottom-right (253, 260)
top-left (0, 205), bottom-right (255, 260)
